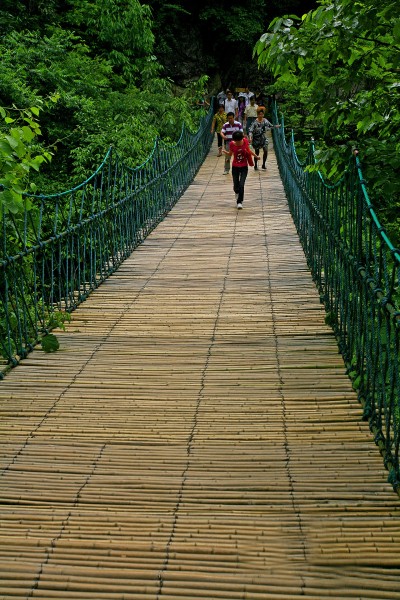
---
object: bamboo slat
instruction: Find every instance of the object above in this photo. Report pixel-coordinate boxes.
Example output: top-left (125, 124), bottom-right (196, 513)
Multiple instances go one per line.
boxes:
top-left (0, 135), bottom-right (399, 599)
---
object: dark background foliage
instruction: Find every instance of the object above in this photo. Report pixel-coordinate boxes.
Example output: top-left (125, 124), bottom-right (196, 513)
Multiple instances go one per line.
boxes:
top-left (147, 0), bottom-right (317, 89)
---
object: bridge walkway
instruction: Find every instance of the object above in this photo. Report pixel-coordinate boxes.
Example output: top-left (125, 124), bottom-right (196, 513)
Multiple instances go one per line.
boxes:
top-left (1, 135), bottom-right (399, 599)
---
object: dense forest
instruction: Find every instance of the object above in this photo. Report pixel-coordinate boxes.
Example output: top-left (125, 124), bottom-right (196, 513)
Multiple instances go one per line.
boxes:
top-left (0, 0), bottom-right (399, 241)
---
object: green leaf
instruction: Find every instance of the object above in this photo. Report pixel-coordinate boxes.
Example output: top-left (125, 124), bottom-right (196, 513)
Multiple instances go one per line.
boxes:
top-left (41, 334), bottom-right (60, 353)
top-left (0, 189), bottom-right (23, 214)
top-left (26, 155), bottom-right (46, 171)
top-left (5, 134), bottom-right (19, 150)
top-left (21, 126), bottom-right (35, 142)
top-left (0, 140), bottom-right (14, 154)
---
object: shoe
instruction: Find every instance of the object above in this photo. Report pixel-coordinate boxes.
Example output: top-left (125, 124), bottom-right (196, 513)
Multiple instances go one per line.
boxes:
top-left (237, 203), bottom-right (243, 209)
top-left (223, 171), bottom-right (229, 175)
top-left (262, 165), bottom-right (266, 170)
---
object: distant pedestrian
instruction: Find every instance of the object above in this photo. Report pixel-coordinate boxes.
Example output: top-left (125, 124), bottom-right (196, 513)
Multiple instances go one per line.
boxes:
top-left (223, 130), bottom-right (259, 209)
top-left (244, 87), bottom-right (254, 106)
top-left (217, 89), bottom-right (227, 105)
top-left (244, 96), bottom-right (258, 137)
top-left (248, 106), bottom-right (279, 171)
top-left (211, 104), bottom-right (227, 156)
top-left (254, 90), bottom-right (265, 107)
top-left (224, 90), bottom-right (238, 119)
top-left (220, 112), bottom-right (243, 174)
top-left (237, 95), bottom-right (246, 125)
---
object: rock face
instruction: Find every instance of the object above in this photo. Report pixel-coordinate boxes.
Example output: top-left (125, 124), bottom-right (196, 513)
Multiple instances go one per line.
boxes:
top-left (157, 20), bottom-right (262, 93)
top-left (158, 22), bottom-right (214, 85)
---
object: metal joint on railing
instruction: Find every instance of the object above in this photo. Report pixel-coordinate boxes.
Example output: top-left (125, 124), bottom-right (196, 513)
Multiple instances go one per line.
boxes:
top-left (380, 296), bottom-right (390, 307)
top-left (365, 276), bottom-right (375, 287)
top-left (388, 468), bottom-right (400, 490)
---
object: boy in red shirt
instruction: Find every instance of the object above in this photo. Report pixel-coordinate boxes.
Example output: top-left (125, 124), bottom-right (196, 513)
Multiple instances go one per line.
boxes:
top-left (223, 130), bottom-right (259, 209)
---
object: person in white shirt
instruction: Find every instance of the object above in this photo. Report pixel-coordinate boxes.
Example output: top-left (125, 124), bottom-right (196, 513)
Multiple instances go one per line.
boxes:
top-left (224, 90), bottom-right (238, 119)
top-left (244, 87), bottom-right (254, 107)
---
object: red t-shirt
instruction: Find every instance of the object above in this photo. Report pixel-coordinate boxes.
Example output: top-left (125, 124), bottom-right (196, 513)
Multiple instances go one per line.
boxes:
top-left (229, 138), bottom-right (251, 167)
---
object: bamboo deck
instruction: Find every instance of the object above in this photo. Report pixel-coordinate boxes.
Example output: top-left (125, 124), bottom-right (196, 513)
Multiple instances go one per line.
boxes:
top-left (1, 136), bottom-right (399, 599)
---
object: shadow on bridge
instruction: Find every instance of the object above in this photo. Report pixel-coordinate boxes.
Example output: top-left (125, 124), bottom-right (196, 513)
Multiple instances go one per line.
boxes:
top-left (1, 135), bottom-right (399, 599)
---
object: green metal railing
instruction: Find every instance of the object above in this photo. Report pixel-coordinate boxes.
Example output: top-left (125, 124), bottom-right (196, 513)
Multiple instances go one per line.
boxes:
top-left (272, 105), bottom-right (400, 491)
top-left (0, 108), bottom-right (214, 376)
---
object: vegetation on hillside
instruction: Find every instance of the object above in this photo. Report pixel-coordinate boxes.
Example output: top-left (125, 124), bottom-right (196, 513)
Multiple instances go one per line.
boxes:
top-left (0, 0), bottom-right (212, 205)
top-left (254, 0), bottom-right (400, 242)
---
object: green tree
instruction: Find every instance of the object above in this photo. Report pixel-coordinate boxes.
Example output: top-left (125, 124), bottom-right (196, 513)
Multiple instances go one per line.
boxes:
top-left (0, 106), bottom-right (52, 215)
top-left (0, 0), bottom-right (209, 191)
top-left (254, 0), bottom-right (400, 238)
top-left (66, 0), bottom-right (156, 84)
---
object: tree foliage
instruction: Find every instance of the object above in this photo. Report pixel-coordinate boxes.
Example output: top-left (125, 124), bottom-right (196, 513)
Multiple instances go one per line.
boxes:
top-left (0, 106), bottom-right (52, 214)
top-left (254, 0), bottom-right (400, 239)
top-left (0, 0), bottom-right (213, 200)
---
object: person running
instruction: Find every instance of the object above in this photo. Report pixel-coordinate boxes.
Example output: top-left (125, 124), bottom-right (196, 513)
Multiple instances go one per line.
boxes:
top-left (248, 106), bottom-right (278, 171)
top-left (211, 104), bottom-right (227, 156)
top-left (244, 95), bottom-right (258, 137)
top-left (220, 112), bottom-right (243, 174)
top-left (223, 130), bottom-right (259, 209)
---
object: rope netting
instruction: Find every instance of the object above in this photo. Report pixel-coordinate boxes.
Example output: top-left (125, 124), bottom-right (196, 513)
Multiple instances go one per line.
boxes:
top-left (0, 108), bottom-right (213, 376)
top-left (272, 104), bottom-right (400, 490)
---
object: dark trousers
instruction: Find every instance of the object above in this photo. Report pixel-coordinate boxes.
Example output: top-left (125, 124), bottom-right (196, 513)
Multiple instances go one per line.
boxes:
top-left (253, 143), bottom-right (268, 166)
top-left (232, 165), bottom-right (248, 204)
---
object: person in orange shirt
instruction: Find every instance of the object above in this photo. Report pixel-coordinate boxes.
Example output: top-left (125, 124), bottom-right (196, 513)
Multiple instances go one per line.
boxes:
top-left (211, 104), bottom-right (227, 156)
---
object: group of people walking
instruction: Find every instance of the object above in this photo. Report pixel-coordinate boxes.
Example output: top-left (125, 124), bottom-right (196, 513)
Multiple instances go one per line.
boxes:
top-left (211, 88), bottom-right (279, 210)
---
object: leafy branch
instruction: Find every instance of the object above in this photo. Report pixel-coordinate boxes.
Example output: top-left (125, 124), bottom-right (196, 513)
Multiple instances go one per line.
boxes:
top-left (0, 105), bottom-right (52, 214)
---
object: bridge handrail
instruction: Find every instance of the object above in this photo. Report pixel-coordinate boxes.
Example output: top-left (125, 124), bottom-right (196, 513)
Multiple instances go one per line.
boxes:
top-left (0, 106), bottom-right (214, 376)
top-left (271, 103), bottom-right (400, 491)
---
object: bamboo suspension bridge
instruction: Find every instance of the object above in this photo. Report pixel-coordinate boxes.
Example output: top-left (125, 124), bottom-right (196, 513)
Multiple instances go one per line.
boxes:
top-left (0, 109), bottom-right (400, 598)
